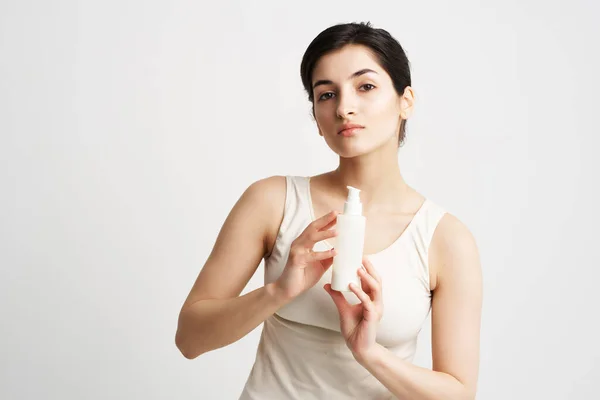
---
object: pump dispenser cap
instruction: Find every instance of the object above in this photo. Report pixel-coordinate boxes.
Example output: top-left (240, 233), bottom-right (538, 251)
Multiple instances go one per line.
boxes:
top-left (343, 186), bottom-right (362, 215)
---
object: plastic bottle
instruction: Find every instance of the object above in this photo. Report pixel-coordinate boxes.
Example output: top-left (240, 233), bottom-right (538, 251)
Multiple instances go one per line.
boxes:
top-left (331, 186), bottom-right (366, 292)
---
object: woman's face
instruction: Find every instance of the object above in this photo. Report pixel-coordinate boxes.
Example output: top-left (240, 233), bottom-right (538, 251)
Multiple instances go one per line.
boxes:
top-left (311, 44), bottom-right (413, 158)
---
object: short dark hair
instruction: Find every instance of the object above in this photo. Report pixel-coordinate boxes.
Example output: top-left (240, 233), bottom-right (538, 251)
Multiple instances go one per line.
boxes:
top-left (300, 22), bottom-right (412, 147)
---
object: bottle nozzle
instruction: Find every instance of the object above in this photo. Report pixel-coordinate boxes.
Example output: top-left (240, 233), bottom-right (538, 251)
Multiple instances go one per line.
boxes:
top-left (347, 186), bottom-right (361, 200)
top-left (343, 186), bottom-right (362, 215)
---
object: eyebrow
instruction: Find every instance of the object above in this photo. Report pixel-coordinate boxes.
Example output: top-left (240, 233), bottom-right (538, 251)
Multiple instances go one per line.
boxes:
top-left (312, 68), bottom-right (378, 90)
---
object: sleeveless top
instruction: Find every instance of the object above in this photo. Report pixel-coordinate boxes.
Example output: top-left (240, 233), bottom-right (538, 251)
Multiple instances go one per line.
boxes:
top-left (239, 176), bottom-right (447, 399)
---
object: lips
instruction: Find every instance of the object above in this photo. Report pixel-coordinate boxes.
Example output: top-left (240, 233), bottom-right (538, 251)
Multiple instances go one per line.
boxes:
top-left (338, 124), bottom-right (364, 135)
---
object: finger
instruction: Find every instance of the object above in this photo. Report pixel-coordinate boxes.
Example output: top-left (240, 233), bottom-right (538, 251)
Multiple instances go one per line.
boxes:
top-left (349, 282), bottom-right (377, 314)
top-left (324, 283), bottom-right (351, 314)
top-left (306, 247), bottom-right (337, 263)
top-left (319, 214), bottom-right (339, 231)
top-left (362, 256), bottom-right (381, 284)
top-left (311, 210), bottom-right (339, 231)
top-left (319, 255), bottom-right (335, 271)
top-left (309, 228), bottom-right (337, 244)
top-left (299, 212), bottom-right (338, 246)
top-left (358, 267), bottom-right (382, 302)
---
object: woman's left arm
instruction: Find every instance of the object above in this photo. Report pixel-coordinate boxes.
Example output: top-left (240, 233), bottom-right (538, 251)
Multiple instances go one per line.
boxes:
top-left (326, 213), bottom-right (483, 400)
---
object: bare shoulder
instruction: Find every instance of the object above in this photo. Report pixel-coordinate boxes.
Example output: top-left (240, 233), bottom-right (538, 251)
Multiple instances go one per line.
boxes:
top-left (429, 212), bottom-right (481, 291)
top-left (246, 174), bottom-right (285, 193)
top-left (429, 212), bottom-right (482, 395)
top-left (246, 175), bottom-right (287, 257)
top-left (180, 175), bottom-right (286, 306)
top-left (432, 213), bottom-right (479, 254)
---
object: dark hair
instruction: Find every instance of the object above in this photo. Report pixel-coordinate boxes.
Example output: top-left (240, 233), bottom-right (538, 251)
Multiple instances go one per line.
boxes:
top-left (300, 22), bottom-right (412, 147)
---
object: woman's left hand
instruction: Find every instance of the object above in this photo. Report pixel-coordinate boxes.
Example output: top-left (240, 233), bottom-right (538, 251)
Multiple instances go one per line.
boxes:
top-left (324, 256), bottom-right (384, 360)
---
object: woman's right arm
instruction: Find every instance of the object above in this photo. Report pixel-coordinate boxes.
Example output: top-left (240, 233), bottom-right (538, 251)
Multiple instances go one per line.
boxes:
top-left (175, 176), bottom-right (288, 359)
top-left (175, 175), bottom-right (338, 359)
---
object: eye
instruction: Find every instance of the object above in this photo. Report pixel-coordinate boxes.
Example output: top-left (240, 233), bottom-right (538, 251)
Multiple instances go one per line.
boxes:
top-left (360, 83), bottom-right (376, 91)
top-left (317, 92), bottom-right (335, 101)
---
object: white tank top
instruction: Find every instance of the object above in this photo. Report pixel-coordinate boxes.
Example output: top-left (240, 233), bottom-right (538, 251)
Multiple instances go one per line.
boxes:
top-left (239, 176), bottom-right (447, 399)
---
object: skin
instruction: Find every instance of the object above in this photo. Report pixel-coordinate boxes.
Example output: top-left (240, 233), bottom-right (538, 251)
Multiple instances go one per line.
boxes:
top-left (176, 43), bottom-right (482, 400)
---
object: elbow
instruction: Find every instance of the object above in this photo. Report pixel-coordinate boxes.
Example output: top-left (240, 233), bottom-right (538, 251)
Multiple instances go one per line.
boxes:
top-left (458, 383), bottom-right (477, 400)
top-left (461, 392), bottom-right (476, 400)
top-left (175, 329), bottom-right (202, 360)
top-left (180, 351), bottom-right (198, 360)
top-left (440, 375), bottom-right (476, 400)
top-left (178, 346), bottom-right (198, 360)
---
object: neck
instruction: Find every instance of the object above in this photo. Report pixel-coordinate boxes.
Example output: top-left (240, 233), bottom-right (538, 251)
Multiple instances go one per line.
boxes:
top-left (329, 141), bottom-right (410, 212)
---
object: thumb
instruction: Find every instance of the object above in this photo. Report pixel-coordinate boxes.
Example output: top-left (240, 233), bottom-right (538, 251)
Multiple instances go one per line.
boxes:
top-left (318, 255), bottom-right (335, 272)
top-left (324, 283), bottom-right (351, 315)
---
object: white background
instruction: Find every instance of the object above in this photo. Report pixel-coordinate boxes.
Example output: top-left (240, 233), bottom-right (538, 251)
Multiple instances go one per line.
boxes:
top-left (1, 1), bottom-right (599, 399)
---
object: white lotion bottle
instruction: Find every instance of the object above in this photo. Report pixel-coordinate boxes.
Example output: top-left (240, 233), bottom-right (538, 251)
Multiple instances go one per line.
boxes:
top-left (331, 186), bottom-right (366, 292)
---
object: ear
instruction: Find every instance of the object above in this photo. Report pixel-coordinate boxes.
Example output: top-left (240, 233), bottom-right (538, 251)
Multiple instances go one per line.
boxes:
top-left (399, 86), bottom-right (415, 120)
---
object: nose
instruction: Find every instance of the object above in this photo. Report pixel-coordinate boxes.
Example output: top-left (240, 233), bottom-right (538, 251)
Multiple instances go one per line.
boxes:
top-left (335, 90), bottom-right (357, 119)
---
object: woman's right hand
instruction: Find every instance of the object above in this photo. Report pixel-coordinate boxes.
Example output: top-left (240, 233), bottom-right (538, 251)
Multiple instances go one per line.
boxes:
top-left (272, 210), bottom-right (339, 301)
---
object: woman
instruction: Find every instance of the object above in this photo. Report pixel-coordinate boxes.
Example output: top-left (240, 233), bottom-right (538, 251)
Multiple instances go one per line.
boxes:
top-left (176, 22), bottom-right (482, 399)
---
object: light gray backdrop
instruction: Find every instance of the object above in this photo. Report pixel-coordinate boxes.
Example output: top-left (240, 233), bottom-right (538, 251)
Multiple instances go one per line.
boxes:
top-left (1, 0), bottom-right (598, 399)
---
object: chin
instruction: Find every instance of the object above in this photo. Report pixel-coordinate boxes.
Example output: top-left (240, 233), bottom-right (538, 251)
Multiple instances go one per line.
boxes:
top-left (328, 140), bottom-right (374, 159)
top-left (326, 133), bottom-right (394, 158)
